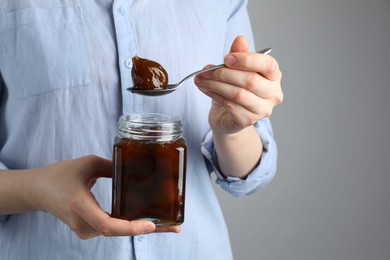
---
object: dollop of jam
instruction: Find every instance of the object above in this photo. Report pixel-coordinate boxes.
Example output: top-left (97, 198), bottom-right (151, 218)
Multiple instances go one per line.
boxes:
top-left (131, 56), bottom-right (169, 90)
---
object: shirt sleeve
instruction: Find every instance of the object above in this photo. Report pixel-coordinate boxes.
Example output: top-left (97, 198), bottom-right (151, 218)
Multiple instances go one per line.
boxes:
top-left (201, 118), bottom-right (277, 197)
top-left (199, 0), bottom-right (278, 197)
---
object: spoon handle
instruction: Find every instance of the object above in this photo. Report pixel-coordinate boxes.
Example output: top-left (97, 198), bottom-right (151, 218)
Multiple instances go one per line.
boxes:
top-left (178, 64), bottom-right (224, 85)
top-left (178, 48), bottom-right (272, 85)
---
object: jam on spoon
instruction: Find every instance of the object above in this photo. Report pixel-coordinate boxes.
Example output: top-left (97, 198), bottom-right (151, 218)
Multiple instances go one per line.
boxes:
top-left (129, 48), bottom-right (272, 96)
top-left (131, 56), bottom-right (168, 90)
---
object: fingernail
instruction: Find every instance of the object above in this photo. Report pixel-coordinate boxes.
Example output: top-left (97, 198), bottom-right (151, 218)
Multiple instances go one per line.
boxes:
top-left (194, 76), bottom-right (203, 85)
top-left (225, 54), bottom-right (236, 66)
top-left (142, 223), bottom-right (155, 233)
top-left (201, 70), bottom-right (212, 78)
top-left (200, 65), bottom-right (214, 78)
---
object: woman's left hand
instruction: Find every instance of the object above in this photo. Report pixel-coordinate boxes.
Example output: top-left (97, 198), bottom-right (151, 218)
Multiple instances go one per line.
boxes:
top-left (194, 36), bottom-right (283, 135)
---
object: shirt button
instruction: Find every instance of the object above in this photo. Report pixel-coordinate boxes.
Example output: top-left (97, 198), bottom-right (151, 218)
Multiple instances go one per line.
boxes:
top-left (118, 7), bottom-right (126, 16)
top-left (124, 58), bottom-right (132, 69)
top-left (137, 235), bottom-right (144, 242)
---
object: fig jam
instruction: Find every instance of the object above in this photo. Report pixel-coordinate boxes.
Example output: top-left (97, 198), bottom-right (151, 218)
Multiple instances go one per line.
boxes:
top-left (111, 114), bottom-right (186, 225)
top-left (131, 56), bottom-right (169, 90)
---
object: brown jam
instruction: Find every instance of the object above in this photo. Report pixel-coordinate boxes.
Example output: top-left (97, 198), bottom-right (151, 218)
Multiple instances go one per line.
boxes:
top-left (131, 56), bottom-right (169, 90)
top-left (111, 114), bottom-right (186, 226)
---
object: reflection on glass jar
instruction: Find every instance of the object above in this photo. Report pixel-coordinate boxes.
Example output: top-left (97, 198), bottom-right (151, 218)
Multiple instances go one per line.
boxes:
top-left (111, 113), bottom-right (187, 226)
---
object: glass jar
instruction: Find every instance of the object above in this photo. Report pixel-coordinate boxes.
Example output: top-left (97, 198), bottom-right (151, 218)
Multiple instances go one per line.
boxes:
top-left (111, 113), bottom-right (187, 225)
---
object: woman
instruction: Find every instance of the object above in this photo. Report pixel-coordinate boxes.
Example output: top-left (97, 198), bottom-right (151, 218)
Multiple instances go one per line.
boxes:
top-left (0, 0), bottom-right (282, 259)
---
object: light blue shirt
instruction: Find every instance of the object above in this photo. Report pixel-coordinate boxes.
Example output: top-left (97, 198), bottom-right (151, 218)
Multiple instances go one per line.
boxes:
top-left (0, 0), bottom-right (277, 259)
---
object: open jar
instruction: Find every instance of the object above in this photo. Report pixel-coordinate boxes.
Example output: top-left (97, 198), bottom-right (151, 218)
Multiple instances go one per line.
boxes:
top-left (111, 113), bottom-right (187, 225)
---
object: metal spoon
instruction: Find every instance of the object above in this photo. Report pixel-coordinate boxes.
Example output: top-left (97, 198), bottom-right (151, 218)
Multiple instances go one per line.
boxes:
top-left (128, 48), bottom-right (272, 96)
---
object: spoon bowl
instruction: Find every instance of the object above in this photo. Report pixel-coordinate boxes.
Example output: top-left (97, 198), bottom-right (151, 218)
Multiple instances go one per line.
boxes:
top-left (128, 48), bottom-right (272, 96)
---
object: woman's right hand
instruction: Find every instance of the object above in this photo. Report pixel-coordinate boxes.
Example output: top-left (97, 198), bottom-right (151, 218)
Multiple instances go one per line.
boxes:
top-left (24, 155), bottom-right (180, 239)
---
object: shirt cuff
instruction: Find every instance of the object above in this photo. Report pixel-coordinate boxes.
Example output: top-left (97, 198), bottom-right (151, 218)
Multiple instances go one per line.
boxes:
top-left (201, 118), bottom-right (277, 197)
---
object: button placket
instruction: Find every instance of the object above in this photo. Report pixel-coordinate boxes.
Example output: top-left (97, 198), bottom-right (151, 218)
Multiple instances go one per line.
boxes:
top-left (112, 1), bottom-right (139, 116)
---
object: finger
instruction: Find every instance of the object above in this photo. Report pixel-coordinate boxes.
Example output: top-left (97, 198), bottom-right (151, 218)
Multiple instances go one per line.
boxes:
top-left (91, 157), bottom-right (112, 178)
top-left (198, 80), bottom-right (274, 120)
top-left (229, 35), bottom-right (249, 53)
top-left (69, 216), bottom-right (101, 240)
top-left (200, 88), bottom-right (264, 128)
top-left (78, 155), bottom-right (113, 179)
top-left (93, 217), bottom-right (180, 236)
top-left (196, 77), bottom-right (269, 116)
top-left (71, 191), bottom-right (157, 237)
top-left (224, 52), bottom-right (282, 81)
top-left (198, 67), bottom-right (276, 100)
top-left (155, 225), bottom-right (181, 233)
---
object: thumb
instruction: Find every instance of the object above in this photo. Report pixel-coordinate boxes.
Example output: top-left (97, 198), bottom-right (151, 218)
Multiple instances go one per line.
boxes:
top-left (92, 156), bottom-right (113, 178)
top-left (77, 155), bottom-right (112, 179)
top-left (229, 35), bottom-right (249, 53)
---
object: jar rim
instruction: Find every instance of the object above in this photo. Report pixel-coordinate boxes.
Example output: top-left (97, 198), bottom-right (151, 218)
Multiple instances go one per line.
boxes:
top-left (121, 113), bottom-right (181, 125)
top-left (118, 113), bottom-right (183, 140)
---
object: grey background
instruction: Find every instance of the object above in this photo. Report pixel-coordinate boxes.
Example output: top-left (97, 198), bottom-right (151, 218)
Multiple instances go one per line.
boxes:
top-left (215, 0), bottom-right (390, 259)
